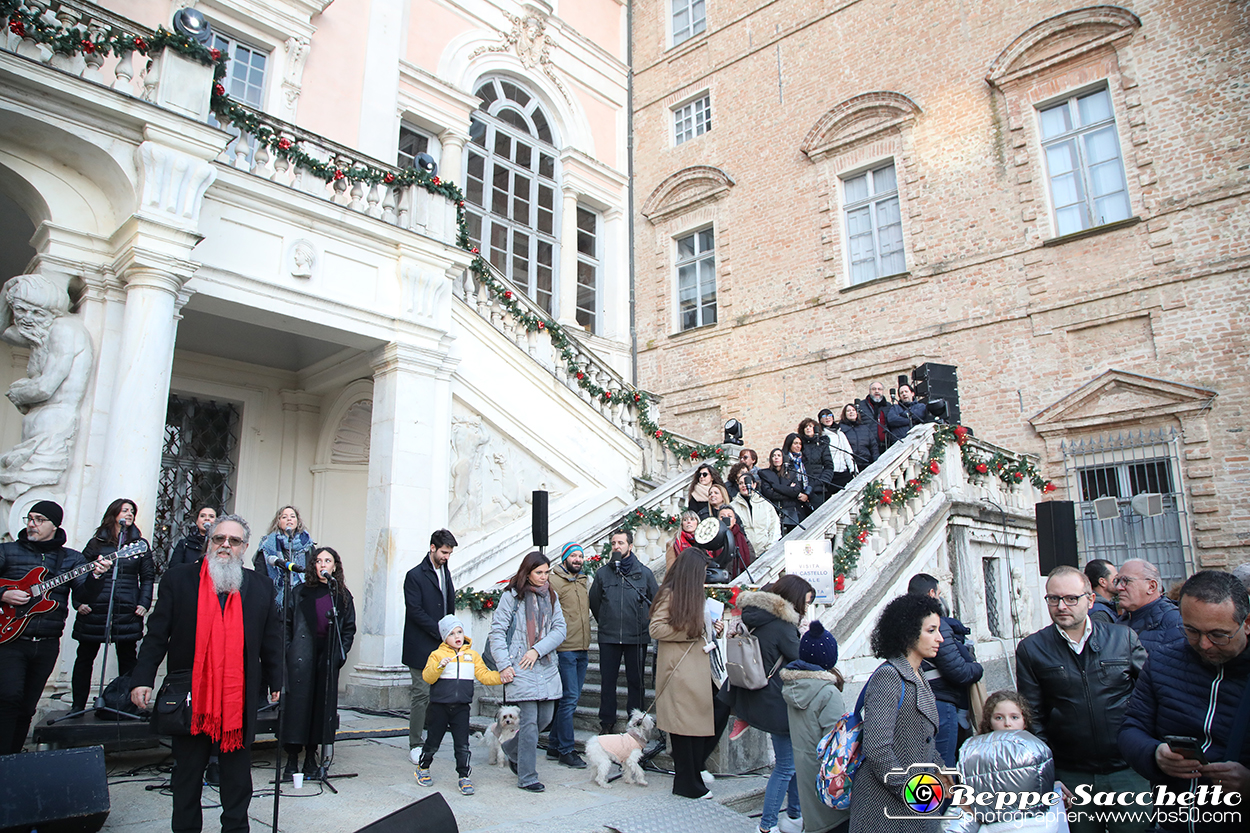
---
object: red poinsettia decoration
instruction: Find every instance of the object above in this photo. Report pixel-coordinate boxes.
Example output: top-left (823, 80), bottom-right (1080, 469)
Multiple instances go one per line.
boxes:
top-left (690, 451), bottom-right (699, 459)
top-left (975, 463), bottom-right (989, 474)
top-left (857, 530), bottom-right (869, 543)
top-left (213, 82), bottom-right (225, 97)
top-left (929, 460), bottom-right (940, 475)
top-left (1043, 482), bottom-right (1057, 493)
top-left (1014, 472), bottom-right (1024, 480)
top-left (278, 137), bottom-right (292, 150)
top-left (134, 36), bottom-right (148, 50)
top-left (332, 169), bottom-right (345, 181)
top-left (503, 290), bottom-right (513, 300)
top-left (576, 372), bottom-right (584, 380)
top-left (834, 574), bottom-right (846, 593)
top-left (483, 599), bottom-right (494, 610)
top-left (728, 586), bottom-right (742, 609)
top-left (908, 478), bottom-right (921, 488)
top-left (953, 425), bottom-right (969, 445)
top-left (432, 176), bottom-right (441, 186)
top-left (879, 488), bottom-right (894, 505)
top-left (603, 391), bottom-right (612, 400)
top-left (81, 40), bottom-right (95, 54)
top-left (654, 430), bottom-right (664, 438)
top-left (9, 20), bottom-right (26, 36)
top-left (209, 48), bottom-right (221, 61)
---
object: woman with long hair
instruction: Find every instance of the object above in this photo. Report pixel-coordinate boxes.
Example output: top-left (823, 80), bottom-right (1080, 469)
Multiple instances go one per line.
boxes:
top-left (280, 546), bottom-right (356, 781)
top-left (726, 575), bottom-right (814, 833)
top-left (686, 464), bottom-right (726, 519)
top-left (728, 462), bottom-right (781, 557)
top-left (838, 403), bottom-right (880, 471)
top-left (818, 408), bottom-right (856, 495)
top-left (71, 498), bottom-right (154, 712)
top-left (488, 550), bottom-right (566, 792)
top-left (253, 505), bottom-right (314, 607)
top-left (649, 548), bottom-right (728, 798)
top-left (848, 593), bottom-right (946, 833)
top-left (665, 510), bottom-right (702, 572)
top-left (168, 505), bottom-right (217, 568)
top-left (758, 447), bottom-right (805, 534)
top-left (797, 417), bottom-right (835, 509)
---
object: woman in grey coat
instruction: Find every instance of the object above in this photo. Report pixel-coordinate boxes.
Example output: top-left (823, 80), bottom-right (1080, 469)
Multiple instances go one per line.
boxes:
top-left (488, 551), bottom-right (566, 792)
top-left (849, 593), bottom-right (946, 833)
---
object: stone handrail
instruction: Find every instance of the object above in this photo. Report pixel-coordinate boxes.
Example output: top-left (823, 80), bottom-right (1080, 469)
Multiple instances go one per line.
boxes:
top-left (2, 0), bottom-right (152, 91)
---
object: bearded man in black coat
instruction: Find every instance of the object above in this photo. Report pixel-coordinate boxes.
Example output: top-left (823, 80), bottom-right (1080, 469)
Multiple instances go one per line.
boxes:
top-left (131, 514), bottom-right (282, 833)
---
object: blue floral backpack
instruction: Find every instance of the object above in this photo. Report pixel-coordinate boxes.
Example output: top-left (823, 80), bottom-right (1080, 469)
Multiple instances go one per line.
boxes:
top-left (815, 674), bottom-right (906, 809)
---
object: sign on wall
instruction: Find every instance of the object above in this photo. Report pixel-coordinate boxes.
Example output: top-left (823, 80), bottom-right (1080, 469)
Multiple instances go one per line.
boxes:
top-left (785, 539), bottom-right (835, 603)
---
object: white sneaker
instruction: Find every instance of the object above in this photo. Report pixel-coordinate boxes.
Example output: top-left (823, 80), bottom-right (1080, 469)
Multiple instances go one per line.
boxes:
top-left (700, 770), bottom-right (715, 786)
top-left (777, 815), bottom-right (803, 833)
top-left (408, 747), bottom-right (422, 765)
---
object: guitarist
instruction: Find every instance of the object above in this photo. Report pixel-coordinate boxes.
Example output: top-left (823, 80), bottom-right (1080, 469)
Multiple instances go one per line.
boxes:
top-left (0, 500), bottom-right (112, 754)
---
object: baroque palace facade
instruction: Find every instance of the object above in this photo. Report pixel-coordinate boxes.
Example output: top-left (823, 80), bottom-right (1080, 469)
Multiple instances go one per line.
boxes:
top-left (630, 0), bottom-right (1249, 575)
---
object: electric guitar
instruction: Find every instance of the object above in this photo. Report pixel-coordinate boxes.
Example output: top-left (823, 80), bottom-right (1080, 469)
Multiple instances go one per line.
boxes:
top-left (0, 540), bottom-right (149, 643)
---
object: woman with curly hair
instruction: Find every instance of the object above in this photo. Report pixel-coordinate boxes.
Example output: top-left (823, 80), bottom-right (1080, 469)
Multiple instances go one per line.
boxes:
top-left (848, 593), bottom-right (946, 833)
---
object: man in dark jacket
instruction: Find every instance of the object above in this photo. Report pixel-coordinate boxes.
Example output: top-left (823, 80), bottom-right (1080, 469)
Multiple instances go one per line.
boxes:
top-left (0, 500), bottom-right (108, 754)
top-left (130, 514), bottom-right (282, 833)
top-left (168, 506), bottom-right (217, 567)
top-left (1119, 570), bottom-right (1249, 832)
top-left (402, 528), bottom-right (457, 764)
top-left (1084, 558), bottom-right (1119, 624)
top-left (858, 380), bottom-right (891, 449)
top-left (908, 573), bottom-right (983, 768)
top-left (1016, 565), bottom-right (1149, 833)
top-left (589, 529), bottom-right (658, 734)
top-left (886, 383), bottom-right (931, 443)
top-left (1114, 558), bottom-right (1183, 655)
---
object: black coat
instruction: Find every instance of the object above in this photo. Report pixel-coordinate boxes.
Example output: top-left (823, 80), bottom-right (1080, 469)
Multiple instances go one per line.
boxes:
top-left (0, 529), bottom-right (87, 639)
top-left (885, 401), bottom-right (929, 442)
top-left (799, 434), bottom-right (834, 496)
top-left (858, 396), bottom-right (891, 448)
top-left (168, 529), bottom-right (207, 568)
top-left (920, 616), bottom-right (983, 707)
top-left (589, 553), bottom-right (658, 645)
top-left (281, 581), bottom-right (356, 747)
top-left (758, 466), bottom-right (803, 528)
top-left (839, 420), bottom-right (880, 469)
top-left (723, 591), bottom-right (801, 736)
top-left (131, 563), bottom-right (283, 747)
top-left (73, 532), bottom-right (155, 643)
top-left (402, 555), bottom-right (454, 668)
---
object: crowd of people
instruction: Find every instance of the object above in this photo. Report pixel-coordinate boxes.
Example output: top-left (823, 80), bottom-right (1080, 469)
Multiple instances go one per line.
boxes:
top-left (4, 484), bottom-right (1248, 833)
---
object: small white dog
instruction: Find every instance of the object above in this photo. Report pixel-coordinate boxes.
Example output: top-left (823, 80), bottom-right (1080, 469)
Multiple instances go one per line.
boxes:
top-left (584, 709), bottom-right (658, 788)
top-left (485, 705), bottom-right (521, 766)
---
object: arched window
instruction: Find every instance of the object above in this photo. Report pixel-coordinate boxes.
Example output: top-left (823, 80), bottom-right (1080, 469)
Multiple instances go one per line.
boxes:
top-left (464, 78), bottom-right (559, 313)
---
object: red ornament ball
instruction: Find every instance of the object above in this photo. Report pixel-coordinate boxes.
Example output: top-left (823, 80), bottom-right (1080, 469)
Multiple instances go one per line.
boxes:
top-left (213, 83), bottom-right (225, 97)
top-left (210, 48), bottom-right (221, 61)
top-left (1014, 471), bottom-right (1024, 480)
top-left (537, 321), bottom-right (544, 330)
top-left (504, 290), bottom-right (513, 300)
top-left (834, 574), bottom-right (846, 593)
top-left (471, 246), bottom-right (479, 254)
top-left (929, 461), bottom-right (941, 475)
top-left (576, 372), bottom-right (584, 380)
top-left (134, 36), bottom-right (148, 50)
top-left (975, 463), bottom-right (989, 474)
top-left (908, 478), bottom-right (921, 488)
top-left (604, 391), bottom-right (612, 400)
top-left (654, 430), bottom-right (663, 438)
top-left (278, 137), bottom-right (292, 150)
top-left (333, 169), bottom-right (345, 181)
top-left (81, 40), bottom-right (95, 54)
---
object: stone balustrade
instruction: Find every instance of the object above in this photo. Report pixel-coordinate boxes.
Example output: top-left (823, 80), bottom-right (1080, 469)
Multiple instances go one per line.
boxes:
top-left (2, 1), bottom-right (150, 92)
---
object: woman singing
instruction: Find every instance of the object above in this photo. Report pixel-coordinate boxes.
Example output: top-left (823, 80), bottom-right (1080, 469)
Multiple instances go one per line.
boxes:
top-left (71, 498), bottom-right (154, 712)
top-left (254, 505), bottom-right (314, 607)
top-left (280, 546), bottom-right (356, 781)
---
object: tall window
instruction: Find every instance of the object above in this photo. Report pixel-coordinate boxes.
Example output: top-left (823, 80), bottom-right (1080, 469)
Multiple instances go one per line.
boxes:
top-left (211, 32), bottom-right (267, 108)
top-left (673, 95), bottom-right (712, 145)
top-left (1039, 87), bottom-right (1131, 236)
top-left (843, 162), bottom-right (904, 284)
top-left (397, 125), bottom-right (431, 169)
top-left (576, 207), bottom-right (599, 333)
top-left (464, 78), bottom-right (559, 313)
top-left (676, 228), bottom-right (716, 331)
top-left (672, 0), bottom-right (707, 46)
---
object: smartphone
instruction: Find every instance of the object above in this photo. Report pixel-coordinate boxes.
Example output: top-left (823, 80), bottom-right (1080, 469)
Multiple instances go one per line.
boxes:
top-left (1164, 735), bottom-right (1210, 765)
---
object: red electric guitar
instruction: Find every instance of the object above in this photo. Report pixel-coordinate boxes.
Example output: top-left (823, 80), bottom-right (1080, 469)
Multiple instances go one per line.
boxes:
top-left (0, 540), bottom-right (149, 643)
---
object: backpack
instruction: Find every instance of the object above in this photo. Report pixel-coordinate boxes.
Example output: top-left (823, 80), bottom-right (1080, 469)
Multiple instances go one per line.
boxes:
top-left (725, 621), bottom-right (783, 690)
top-left (816, 670), bottom-right (907, 809)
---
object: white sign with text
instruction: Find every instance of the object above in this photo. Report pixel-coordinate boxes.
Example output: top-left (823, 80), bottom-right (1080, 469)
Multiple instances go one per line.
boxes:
top-left (785, 539), bottom-right (835, 603)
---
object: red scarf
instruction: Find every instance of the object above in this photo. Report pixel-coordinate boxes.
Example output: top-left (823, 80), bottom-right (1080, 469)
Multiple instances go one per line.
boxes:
top-left (191, 558), bottom-right (246, 752)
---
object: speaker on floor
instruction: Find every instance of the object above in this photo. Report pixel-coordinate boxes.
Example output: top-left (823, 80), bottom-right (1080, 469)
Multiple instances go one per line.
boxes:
top-left (0, 746), bottom-right (109, 833)
top-left (1036, 500), bottom-right (1079, 576)
top-left (531, 489), bottom-right (549, 549)
top-left (352, 793), bottom-right (458, 833)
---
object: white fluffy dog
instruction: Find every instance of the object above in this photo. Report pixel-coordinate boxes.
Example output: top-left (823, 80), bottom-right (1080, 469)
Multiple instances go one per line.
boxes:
top-left (485, 705), bottom-right (521, 766)
top-left (584, 709), bottom-right (658, 788)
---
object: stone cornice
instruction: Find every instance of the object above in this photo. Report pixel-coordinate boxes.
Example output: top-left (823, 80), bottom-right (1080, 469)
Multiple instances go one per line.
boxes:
top-left (987, 5), bottom-right (1142, 89)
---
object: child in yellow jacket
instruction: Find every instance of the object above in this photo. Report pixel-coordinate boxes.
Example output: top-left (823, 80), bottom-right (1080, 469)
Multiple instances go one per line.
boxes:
top-left (416, 614), bottom-right (505, 795)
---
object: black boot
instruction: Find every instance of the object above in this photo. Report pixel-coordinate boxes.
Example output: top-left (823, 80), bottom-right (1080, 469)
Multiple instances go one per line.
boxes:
top-left (281, 752), bottom-right (298, 783)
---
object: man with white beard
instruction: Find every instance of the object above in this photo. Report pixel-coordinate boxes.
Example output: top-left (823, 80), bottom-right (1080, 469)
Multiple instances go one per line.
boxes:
top-left (131, 515), bottom-right (282, 833)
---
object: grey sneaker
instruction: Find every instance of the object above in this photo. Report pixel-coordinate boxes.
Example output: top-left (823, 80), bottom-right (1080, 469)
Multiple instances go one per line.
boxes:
top-left (458, 777), bottom-right (474, 795)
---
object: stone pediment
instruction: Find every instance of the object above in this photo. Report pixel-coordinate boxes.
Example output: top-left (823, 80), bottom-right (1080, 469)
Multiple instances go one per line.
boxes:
top-left (801, 92), bottom-right (921, 161)
top-left (641, 166), bottom-right (735, 223)
top-left (987, 6), bottom-right (1141, 88)
top-left (1029, 370), bottom-right (1216, 435)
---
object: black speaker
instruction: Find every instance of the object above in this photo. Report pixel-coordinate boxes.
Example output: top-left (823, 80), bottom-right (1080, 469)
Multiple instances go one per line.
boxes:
top-left (352, 793), bottom-right (458, 833)
top-left (1036, 500), bottom-right (1079, 576)
top-left (531, 489), bottom-right (549, 548)
top-left (0, 746), bottom-right (109, 832)
top-left (913, 362), bottom-right (960, 425)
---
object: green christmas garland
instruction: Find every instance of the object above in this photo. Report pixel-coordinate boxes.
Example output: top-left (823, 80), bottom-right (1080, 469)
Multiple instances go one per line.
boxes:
top-left (456, 580), bottom-right (746, 613)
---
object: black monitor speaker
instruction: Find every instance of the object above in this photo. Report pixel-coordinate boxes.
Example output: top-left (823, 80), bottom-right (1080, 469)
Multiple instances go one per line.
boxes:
top-left (352, 793), bottom-right (458, 833)
top-left (531, 490), bottom-right (549, 548)
top-left (0, 746), bottom-right (109, 832)
top-left (1036, 500), bottom-right (1079, 575)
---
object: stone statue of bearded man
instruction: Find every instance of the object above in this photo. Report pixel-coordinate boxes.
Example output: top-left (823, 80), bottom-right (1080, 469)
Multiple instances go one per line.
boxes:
top-left (0, 272), bottom-right (94, 503)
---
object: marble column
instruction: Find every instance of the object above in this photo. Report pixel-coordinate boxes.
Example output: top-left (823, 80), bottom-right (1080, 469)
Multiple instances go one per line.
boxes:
top-left (346, 341), bottom-right (457, 709)
top-left (557, 185), bottom-right (580, 328)
top-left (439, 129), bottom-right (467, 189)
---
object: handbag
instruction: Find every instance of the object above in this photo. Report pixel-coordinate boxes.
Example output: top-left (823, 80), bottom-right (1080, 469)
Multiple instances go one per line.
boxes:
top-left (151, 670), bottom-right (193, 736)
top-left (98, 674), bottom-right (145, 721)
top-left (724, 621), bottom-right (782, 690)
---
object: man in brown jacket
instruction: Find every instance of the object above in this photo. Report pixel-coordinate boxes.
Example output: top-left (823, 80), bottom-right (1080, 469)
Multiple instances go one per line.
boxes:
top-left (548, 542), bottom-right (590, 768)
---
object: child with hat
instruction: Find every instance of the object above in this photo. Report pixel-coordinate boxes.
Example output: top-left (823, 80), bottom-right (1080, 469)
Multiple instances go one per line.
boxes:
top-left (417, 614), bottom-right (504, 795)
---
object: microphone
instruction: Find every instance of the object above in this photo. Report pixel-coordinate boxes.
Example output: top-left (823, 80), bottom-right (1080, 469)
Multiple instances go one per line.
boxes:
top-left (266, 553), bottom-right (305, 573)
top-left (320, 569), bottom-right (331, 579)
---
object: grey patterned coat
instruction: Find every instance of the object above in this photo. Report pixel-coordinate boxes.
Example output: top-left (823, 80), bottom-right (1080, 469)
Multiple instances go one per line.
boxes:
top-left (848, 658), bottom-right (943, 833)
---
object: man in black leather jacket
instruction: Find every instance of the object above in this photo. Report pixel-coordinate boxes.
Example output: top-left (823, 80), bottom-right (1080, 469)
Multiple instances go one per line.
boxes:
top-left (588, 529), bottom-right (658, 734)
top-left (1016, 565), bottom-right (1149, 833)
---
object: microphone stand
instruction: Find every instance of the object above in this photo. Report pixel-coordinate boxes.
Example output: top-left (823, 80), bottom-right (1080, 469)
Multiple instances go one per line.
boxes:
top-left (271, 530), bottom-right (296, 832)
top-left (314, 574), bottom-right (356, 793)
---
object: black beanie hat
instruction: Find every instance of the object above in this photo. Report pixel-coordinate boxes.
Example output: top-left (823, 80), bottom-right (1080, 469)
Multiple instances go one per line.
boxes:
top-left (800, 620), bottom-right (839, 670)
top-left (29, 500), bottom-right (64, 528)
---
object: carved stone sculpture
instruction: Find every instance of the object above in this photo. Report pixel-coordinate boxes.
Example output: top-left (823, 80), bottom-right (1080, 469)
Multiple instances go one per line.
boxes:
top-left (0, 273), bottom-right (94, 502)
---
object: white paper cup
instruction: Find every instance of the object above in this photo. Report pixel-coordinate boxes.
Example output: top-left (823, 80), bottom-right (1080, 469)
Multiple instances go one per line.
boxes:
top-left (292, 773), bottom-right (304, 789)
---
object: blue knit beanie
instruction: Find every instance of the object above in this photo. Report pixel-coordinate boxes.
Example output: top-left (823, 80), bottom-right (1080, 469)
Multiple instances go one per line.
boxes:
top-left (559, 542), bottom-right (584, 563)
top-left (800, 620), bottom-right (839, 670)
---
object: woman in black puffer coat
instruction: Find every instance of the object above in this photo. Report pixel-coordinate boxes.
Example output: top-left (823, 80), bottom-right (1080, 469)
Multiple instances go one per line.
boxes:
top-left (724, 575), bottom-right (814, 833)
top-left (838, 402), bottom-right (880, 471)
top-left (71, 498), bottom-right (154, 711)
top-left (797, 418), bottom-right (834, 509)
top-left (757, 448), bottom-right (806, 534)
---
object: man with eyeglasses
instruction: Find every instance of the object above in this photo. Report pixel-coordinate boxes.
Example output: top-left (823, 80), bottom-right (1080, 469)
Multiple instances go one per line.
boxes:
top-left (1114, 558), bottom-right (1184, 656)
top-left (131, 514), bottom-right (282, 833)
top-left (1016, 565), bottom-right (1150, 833)
top-left (1120, 570), bottom-right (1250, 831)
top-left (0, 500), bottom-right (111, 754)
